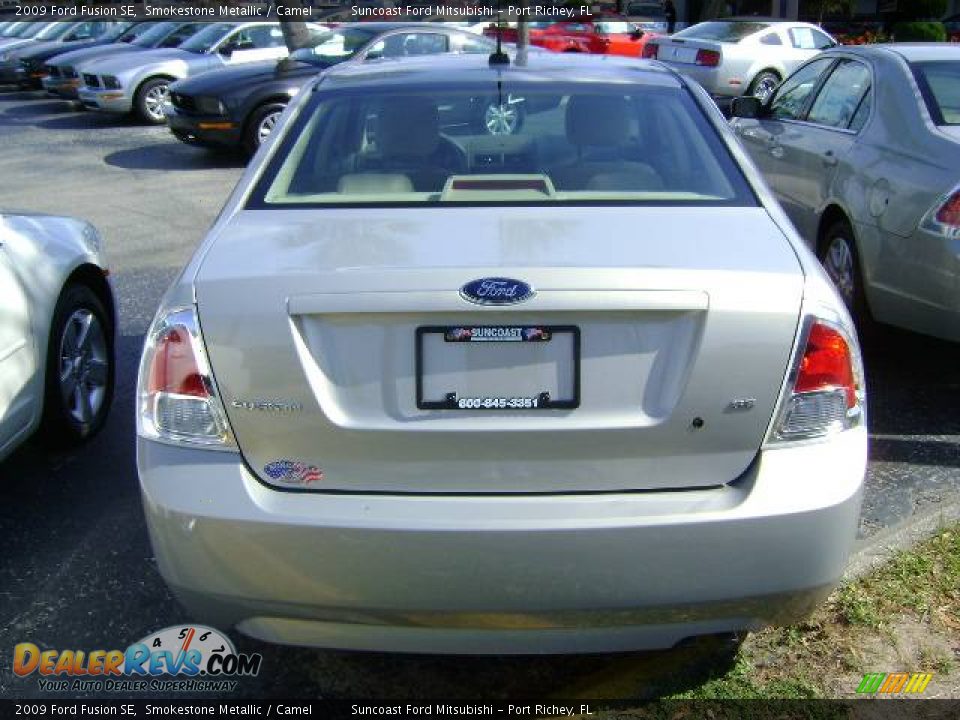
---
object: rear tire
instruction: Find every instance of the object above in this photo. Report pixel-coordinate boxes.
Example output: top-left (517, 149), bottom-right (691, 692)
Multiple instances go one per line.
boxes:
top-left (134, 77), bottom-right (171, 125)
top-left (748, 71), bottom-right (780, 103)
top-left (819, 220), bottom-right (871, 330)
top-left (41, 284), bottom-right (114, 445)
top-left (243, 102), bottom-right (286, 156)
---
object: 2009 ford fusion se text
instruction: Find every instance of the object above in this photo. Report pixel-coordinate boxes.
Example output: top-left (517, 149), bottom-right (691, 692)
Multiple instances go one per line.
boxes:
top-left (136, 49), bottom-right (867, 654)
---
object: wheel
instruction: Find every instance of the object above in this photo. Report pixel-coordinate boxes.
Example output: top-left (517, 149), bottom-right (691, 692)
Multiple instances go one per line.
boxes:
top-left (134, 77), bottom-right (171, 125)
top-left (243, 102), bottom-right (286, 156)
top-left (41, 284), bottom-right (114, 444)
top-left (748, 71), bottom-right (780, 103)
top-left (819, 220), bottom-right (870, 324)
top-left (478, 97), bottom-right (525, 136)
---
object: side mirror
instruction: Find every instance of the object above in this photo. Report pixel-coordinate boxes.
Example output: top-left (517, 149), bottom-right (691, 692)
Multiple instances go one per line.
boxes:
top-left (730, 95), bottom-right (763, 119)
top-left (218, 44), bottom-right (234, 57)
top-left (631, 29), bottom-right (643, 40)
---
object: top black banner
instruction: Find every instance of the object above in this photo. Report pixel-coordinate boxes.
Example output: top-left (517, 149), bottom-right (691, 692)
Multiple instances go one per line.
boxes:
top-left (0, 2), bottom-right (583, 23)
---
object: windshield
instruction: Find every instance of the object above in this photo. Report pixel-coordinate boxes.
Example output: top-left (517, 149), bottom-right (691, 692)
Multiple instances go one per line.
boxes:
top-left (675, 21), bottom-right (769, 42)
top-left (131, 21), bottom-right (178, 47)
top-left (913, 61), bottom-right (960, 126)
top-left (9, 22), bottom-right (40, 38)
top-left (298, 27), bottom-right (377, 65)
top-left (102, 22), bottom-right (136, 41)
top-left (10, 22), bottom-right (50, 39)
top-left (36, 22), bottom-right (77, 41)
top-left (251, 84), bottom-right (755, 208)
top-left (113, 22), bottom-right (149, 42)
top-left (177, 22), bottom-right (232, 53)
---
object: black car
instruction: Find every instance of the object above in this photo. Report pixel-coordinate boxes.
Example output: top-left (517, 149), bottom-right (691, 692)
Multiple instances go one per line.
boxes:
top-left (167, 23), bottom-right (499, 156)
top-left (14, 21), bottom-right (139, 89)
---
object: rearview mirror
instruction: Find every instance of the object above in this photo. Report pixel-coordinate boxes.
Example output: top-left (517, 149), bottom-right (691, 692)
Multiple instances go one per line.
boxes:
top-left (730, 96), bottom-right (763, 119)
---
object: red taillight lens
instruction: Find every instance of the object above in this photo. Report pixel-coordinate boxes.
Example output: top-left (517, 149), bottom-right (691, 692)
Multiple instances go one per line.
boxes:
top-left (695, 49), bottom-right (721, 67)
top-left (138, 307), bottom-right (234, 447)
top-left (935, 190), bottom-right (960, 227)
top-left (771, 318), bottom-right (864, 442)
top-left (642, 42), bottom-right (658, 59)
top-left (794, 323), bottom-right (856, 409)
top-left (147, 327), bottom-right (208, 398)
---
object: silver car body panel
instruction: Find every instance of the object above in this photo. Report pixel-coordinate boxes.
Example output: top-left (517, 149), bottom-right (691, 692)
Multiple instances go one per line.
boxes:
top-left (733, 44), bottom-right (960, 341)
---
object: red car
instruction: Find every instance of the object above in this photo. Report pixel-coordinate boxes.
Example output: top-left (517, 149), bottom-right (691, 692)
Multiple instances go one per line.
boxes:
top-left (484, 18), bottom-right (658, 58)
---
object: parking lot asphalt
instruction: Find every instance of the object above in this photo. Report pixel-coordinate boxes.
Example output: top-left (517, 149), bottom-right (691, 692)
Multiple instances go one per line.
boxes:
top-left (1, 87), bottom-right (959, 700)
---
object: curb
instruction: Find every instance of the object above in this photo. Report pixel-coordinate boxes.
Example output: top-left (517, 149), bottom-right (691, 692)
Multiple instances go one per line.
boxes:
top-left (844, 495), bottom-right (960, 580)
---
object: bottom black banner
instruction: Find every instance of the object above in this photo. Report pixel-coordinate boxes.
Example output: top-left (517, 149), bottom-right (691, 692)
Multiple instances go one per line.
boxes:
top-left (3, 700), bottom-right (960, 720)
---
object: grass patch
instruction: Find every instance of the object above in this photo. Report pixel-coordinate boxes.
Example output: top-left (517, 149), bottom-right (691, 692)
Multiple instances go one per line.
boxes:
top-left (622, 524), bottom-right (960, 703)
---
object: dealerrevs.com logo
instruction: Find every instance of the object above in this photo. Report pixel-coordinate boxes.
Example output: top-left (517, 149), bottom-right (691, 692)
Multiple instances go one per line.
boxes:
top-left (13, 625), bottom-right (262, 693)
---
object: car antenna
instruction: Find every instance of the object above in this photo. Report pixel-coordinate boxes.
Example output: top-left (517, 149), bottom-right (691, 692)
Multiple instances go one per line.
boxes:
top-left (489, 0), bottom-right (509, 66)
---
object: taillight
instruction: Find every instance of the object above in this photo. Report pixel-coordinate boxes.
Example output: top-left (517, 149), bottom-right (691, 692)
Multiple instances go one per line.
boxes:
top-left (137, 307), bottom-right (235, 449)
top-left (642, 42), bottom-right (658, 59)
top-left (695, 49), bottom-right (721, 67)
top-left (921, 186), bottom-right (960, 237)
top-left (770, 319), bottom-right (864, 442)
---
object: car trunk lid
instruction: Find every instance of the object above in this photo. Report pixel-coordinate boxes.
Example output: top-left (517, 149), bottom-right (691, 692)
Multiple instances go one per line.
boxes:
top-left (194, 206), bottom-right (803, 494)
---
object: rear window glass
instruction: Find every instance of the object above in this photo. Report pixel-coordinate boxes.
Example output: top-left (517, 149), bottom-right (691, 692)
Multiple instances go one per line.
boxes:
top-left (912, 61), bottom-right (960, 126)
top-left (627, 4), bottom-right (666, 17)
top-left (249, 84), bottom-right (756, 208)
top-left (674, 21), bottom-right (769, 42)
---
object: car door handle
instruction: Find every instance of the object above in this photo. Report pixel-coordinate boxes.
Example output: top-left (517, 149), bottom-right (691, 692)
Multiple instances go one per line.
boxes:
top-left (823, 150), bottom-right (838, 167)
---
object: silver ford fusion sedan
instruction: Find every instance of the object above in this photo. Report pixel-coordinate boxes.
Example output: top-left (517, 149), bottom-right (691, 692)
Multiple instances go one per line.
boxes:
top-left (137, 53), bottom-right (867, 654)
top-left (731, 44), bottom-right (960, 343)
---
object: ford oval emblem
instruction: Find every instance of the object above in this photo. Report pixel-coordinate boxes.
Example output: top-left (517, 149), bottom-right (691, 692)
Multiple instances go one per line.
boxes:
top-left (460, 278), bottom-right (535, 306)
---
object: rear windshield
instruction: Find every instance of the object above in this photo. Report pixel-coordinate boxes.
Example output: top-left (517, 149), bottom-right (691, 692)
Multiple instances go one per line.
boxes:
top-left (912, 61), bottom-right (960, 126)
top-left (249, 84), bottom-right (755, 208)
top-left (627, 4), bottom-right (666, 17)
top-left (675, 21), bottom-right (769, 42)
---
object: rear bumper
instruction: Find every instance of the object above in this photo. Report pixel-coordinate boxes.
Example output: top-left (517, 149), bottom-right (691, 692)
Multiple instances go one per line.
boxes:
top-left (138, 428), bottom-right (866, 654)
top-left (660, 63), bottom-right (743, 98)
top-left (167, 108), bottom-right (242, 148)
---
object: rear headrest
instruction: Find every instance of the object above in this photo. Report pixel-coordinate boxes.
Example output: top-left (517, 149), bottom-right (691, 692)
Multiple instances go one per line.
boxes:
top-left (377, 97), bottom-right (440, 158)
top-left (566, 95), bottom-right (633, 147)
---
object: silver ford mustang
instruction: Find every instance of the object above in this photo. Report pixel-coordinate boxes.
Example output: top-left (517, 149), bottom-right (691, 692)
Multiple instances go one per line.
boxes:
top-left (648, 19), bottom-right (837, 104)
top-left (137, 53), bottom-right (867, 654)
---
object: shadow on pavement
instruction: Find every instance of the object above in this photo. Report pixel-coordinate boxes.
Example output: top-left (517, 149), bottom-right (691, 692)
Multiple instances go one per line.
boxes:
top-left (232, 633), bottom-right (741, 700)
top-left (36, 112), bottom-right (133, 131)
top-left (104, 143), bottom-right (246, 171)
top-left (863, 325), bottom-right (960, 440)
top-left (3, 100), bottom-right (65, 115)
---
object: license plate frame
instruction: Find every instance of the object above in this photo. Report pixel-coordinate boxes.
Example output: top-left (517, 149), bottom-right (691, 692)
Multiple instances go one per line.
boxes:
top-left (415, 325), bottom-right (580, 410)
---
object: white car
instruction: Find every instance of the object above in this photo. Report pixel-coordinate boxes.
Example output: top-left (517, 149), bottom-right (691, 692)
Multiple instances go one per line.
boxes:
top-left (0, 213), bottom-right (115, 463)
top-left (647, 19), bottom-right (837, 103)
top-left (137, 53), bottom-right (867, 654)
